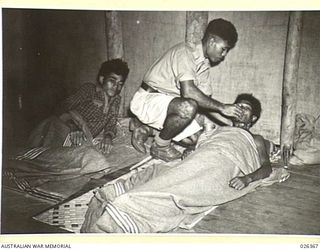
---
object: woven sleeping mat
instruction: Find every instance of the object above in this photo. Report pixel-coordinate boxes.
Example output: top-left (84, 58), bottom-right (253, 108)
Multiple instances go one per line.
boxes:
top-left (33, 189), bottom-right (96, 233)
top-left (33, 156), bottom-right (159, 233)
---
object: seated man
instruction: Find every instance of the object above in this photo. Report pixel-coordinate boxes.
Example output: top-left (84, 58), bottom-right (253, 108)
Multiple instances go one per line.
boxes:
top-left (130, 18), bottom-right (244, 162)
top-left (27, 59), bottom-right (129, 154)
top-left (81, 93), bottom-right (278, 233)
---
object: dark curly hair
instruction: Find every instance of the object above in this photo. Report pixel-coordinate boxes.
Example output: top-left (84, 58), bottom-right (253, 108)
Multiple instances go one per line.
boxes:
top-left (203, 18), bottom-right (238, 48)
top-left (234, 93), bottom-right (262, 119)
top-left (98, 58), bottom-right (130, 81)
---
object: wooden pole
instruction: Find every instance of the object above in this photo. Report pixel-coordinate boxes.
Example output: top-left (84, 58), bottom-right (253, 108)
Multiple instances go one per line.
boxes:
top-left (280, 11), bottom-right (303, 164)
top-left (105, 11), bottom-right (125, 116)
top-left (185, 11), bottom-right (208, 44)
top-left (105, 11), bottom-right (124, 59)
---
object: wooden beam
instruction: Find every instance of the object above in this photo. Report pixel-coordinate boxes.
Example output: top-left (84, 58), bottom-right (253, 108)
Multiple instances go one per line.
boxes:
top-left (280, 11), bottom-right (303, 160)
top-left (185, 11), bottom-right (208, 44)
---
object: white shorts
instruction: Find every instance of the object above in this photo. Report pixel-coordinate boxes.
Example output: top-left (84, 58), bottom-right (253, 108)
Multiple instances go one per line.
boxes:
top-left (130, 88), bottom-right (202, 141)
top-left (130, 88), bottom-right (175, 130)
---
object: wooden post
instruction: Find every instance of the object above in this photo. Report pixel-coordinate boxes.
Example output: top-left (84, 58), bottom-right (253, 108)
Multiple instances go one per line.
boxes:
top-left (105, 11), bottom-right (125, 116)
top-left (185, 11), bottom-right (208, 44)
top-left (105, 11), bottom-right (124, 59)
top-left (280, 11), bottom-right (303, 161)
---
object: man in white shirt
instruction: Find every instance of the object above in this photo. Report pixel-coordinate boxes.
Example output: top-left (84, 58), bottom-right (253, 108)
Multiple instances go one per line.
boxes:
top-left (130, 18), bottom-right (243, 162)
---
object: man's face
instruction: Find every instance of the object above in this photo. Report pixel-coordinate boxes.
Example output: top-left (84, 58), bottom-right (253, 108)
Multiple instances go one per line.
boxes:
top-left (232, 100), bottom-right (256, 130)
top-left (101, 73), bottom-right (125, 97)
top-left (205, 36), bottom-right (230, 66)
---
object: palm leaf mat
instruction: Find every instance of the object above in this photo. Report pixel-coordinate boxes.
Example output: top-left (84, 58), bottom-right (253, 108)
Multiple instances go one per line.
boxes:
top-left (32, 129), bottom-right (283, 233)
top-left (33, 156), bottom-right (158, 233)
top-left (33, 159), bottom-right (286, 233)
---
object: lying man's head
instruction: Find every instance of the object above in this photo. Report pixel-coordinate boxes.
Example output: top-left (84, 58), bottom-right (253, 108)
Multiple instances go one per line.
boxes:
top-left (97, 59), bottom-right (130, 97)
top-left (232, 93), bottom-right (261, 130)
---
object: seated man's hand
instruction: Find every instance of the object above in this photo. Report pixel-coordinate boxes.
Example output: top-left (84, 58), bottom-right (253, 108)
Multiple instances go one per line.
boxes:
top-left (222, 104), bottom-right (243, 120)
top-left (229, 176), bottom-right (251, 190)
top-left (70, 130), bottom-right (87, 146)
top-left (96, 136), bottom-right (113, 154)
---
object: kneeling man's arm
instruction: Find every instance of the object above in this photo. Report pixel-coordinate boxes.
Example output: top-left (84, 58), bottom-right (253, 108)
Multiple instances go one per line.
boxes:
top-left (229, 135), bottom-right (272, 190)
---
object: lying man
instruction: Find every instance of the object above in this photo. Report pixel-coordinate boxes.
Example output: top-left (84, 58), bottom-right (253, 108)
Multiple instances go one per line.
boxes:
top-left (28, 59), bottom-right (129, 154)
top-left (81, 94), bottom-right (282, 233)
top-left (130, 18), bottom-right (243, 161)
top-left (229, 94), bottom-right (272, 189)
top-left (183, 93), bottom-right (273, 189)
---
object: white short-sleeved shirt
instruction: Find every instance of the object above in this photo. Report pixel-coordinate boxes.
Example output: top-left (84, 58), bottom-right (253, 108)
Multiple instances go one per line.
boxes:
top-left (143, 42), bottom-right (212, 96)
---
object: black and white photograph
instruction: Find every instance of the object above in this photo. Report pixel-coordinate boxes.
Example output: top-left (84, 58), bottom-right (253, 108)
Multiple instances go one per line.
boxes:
top-left (1, 5), bottom-right (320, 239)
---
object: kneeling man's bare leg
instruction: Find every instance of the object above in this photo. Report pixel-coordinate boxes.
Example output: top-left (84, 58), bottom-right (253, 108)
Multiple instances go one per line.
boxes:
top-left (151, 97), bottom-right (198, 161)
